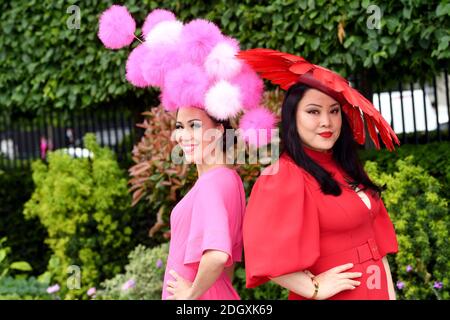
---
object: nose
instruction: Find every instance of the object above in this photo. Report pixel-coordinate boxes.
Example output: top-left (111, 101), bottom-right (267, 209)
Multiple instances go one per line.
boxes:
top-left (175, 127), bottom-right (193, 144)
top-left (320, 113), bottom-right (331, 127)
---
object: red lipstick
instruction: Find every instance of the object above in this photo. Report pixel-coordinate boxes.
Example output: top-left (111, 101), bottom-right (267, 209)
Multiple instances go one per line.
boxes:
top-left (319, 132), bottom-right (333, 138)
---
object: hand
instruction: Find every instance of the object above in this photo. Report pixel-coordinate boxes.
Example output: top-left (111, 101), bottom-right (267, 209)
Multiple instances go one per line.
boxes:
top-left (312, 263), bottom-right (362, 300)
top-left (166, 269), bottom-right (195, 300)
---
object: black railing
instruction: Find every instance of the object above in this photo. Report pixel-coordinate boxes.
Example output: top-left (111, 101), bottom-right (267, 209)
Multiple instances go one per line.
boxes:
top-left (1, 71), bottom-right (449, 169)
top-left (371, 70), bottom-right (449, 146)
top-left (0, 106), bottom-right (137, 169)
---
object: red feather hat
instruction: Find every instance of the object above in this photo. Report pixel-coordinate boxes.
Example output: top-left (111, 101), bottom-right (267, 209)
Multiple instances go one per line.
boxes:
top-left (237, 48), bottom-right (400, 151)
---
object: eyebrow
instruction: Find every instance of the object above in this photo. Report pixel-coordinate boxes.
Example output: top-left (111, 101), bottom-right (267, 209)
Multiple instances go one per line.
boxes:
top-left (305, 103), bottom-right (340, 108)
top-left (175, 119), bottom-right (202, 124)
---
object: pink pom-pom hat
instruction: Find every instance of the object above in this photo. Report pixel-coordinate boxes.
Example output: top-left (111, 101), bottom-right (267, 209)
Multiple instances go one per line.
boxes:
top-left (239, 107), bottom-right (278, 148)
top-left (141, 9), bottom-right (176, 38)
top-left (98, 6), bottom-right (277, 145)
top-left (98, 5), bottom-right (136, 49)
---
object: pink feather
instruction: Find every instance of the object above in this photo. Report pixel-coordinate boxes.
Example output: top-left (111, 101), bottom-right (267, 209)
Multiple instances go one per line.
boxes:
top-left (126, 45), bottom-right (150, 88)
top-left (231, 64), bottom-right (264, 110)
top-left (179, 19), bottom-right (224, 65)
top-left (161, 64), bottom-right (210, 111)
top-left (204, 38), bottom-right (242, 80)
top-left (239, 107), bottom-right (278, 147)
top-left (142, 9), bottom-right (176, 38)
top-left (141, 44), bottom-right (183, 87)
top-left (98, 5), bottom-right (136, 50)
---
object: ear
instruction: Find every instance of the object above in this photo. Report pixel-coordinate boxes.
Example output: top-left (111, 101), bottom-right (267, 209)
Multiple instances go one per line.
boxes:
top-left (216, 122), bottom-right (225, 135)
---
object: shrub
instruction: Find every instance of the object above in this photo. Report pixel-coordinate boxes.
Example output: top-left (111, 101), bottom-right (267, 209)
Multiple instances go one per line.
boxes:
top-left (0, 276), bottom-right (51, 300)
top-left (95, 243), bottom-right (169, 300)
top-left (0, 168), bottom-right (50, 276)
top-left (365, 156), bottom-right (449, 300)
top-left (23, 134), bottom-right (135, 299)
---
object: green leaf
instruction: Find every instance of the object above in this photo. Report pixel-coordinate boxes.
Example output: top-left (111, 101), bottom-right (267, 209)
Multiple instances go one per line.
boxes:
top-left (9, 261), bottom-right (32, 272)
top-left (436, 3), bottom-right (450, 17)
top-left (402, 7), bottom-right (412, 19)
top-left (310, 37), bottom-right (320, 50)
top-left (0, 250), bottom-right (6, 264)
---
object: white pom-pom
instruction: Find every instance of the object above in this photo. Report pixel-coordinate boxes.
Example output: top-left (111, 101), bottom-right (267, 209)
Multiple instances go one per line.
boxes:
top-left (144, 20), bottom-right (183, 47)
top-left (205, 80), bottom-right (243, 120)
top-left (205, 41), bottom-right (242, 80)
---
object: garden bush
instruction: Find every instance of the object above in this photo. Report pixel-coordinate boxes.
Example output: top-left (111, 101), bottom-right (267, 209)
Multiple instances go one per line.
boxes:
top-left (23, 133), bottom-right (136, 299)
top-left (0, 169), bottom-right (50, 276)
top-left (95, 243), bottom-right (168, 300)
top-left (365, 156), bottom-right (449, 299)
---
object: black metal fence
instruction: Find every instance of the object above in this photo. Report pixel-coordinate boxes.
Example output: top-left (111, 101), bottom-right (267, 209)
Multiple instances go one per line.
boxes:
top-left (355, 70), bottom-right (450, 146)
top-left (1, 71), bottom-right (449, 169)
top-left (0, 106), bottom-right (138, 169)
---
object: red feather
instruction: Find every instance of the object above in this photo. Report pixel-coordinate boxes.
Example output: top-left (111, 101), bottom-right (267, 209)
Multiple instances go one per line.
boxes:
top-left (364, 113), bottom-right (381, 149)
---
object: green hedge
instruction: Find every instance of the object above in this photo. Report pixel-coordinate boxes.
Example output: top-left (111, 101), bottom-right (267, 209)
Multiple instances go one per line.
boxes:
top-left (1, 0), bottom-right (448, 114)
top-left (359, 141), bottom-right (450, 197)
top-left (0, 169), bottom-right (50, 276)
top-left (365, 156), bottom-right (449, 300)
top-left (22, 133), bottom-right (157, 299)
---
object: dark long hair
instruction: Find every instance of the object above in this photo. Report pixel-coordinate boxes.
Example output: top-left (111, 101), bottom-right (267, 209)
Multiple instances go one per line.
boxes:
top-left (280, 83), bottom-right (384, 197)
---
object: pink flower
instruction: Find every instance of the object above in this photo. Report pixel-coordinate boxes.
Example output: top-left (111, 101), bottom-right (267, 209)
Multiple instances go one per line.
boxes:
top-left (396, 281), bottom-right (405, 290)
top-left (47, 284), bottom-right (60, 294)
top-left (87, 287), bottom-right (96, 296)
top-left (433, 281), bottom-right (443, 289)
top-left (406, 265), bottom-right (413, 272)
top-left (121, 279), bottom-right (136, 291)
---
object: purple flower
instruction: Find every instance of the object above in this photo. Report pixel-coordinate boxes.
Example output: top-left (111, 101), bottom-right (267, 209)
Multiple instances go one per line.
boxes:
top-left (121, 279), bottom-right (136, 291)
top-left (156, 259), bottom-right (163, 269)
top-left (47, 284), bottom-right (60, 294)
top-left (87, 287), bottom-right (96, 296)
top-left (433, 282), bottom-right (443, 290)
top-left (396, 281), bottom-right (405, 290)
top-left (406, 265), bottom-right (413, 272)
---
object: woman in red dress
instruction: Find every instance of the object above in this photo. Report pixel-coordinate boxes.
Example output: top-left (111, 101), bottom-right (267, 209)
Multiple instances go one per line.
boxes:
top-left (238, 49), bottom-right (400, 300)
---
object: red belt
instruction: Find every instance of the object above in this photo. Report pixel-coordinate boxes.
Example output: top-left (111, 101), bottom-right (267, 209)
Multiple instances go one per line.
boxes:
top-left (313, 238), bottom-right (382, 273)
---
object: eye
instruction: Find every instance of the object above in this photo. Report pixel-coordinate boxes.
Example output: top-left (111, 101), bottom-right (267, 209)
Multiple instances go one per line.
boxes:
top-left (307, 110), bottom-right (319, 115)
top-left (175, 124), bottom-right (183, 130)
top-left (191, 122), bottom-right (202, 129)
top-left (331, 109), bottom-right (340, 114)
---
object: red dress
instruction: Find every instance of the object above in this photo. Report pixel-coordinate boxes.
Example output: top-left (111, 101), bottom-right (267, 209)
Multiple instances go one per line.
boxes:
top-left (243, 146), bottom-right (398, 300)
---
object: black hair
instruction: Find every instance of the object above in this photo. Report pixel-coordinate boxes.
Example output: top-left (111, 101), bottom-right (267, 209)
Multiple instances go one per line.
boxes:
top-left (280, 83), bottom-right (384, 197)
top-left (211, 118), bottom-right (236, 153)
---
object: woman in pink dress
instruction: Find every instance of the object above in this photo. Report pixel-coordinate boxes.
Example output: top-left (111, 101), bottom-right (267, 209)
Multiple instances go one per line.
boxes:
top-left (98, 6), bottom-right (275, 300)
top-left (162, 106), bottom-right (246, 300)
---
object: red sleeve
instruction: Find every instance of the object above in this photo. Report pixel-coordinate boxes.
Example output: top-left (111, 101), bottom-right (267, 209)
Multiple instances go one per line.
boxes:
top-left (373, 199), bottom-right (398, 257)
top-left (243, 156), bottom-right (320, 288)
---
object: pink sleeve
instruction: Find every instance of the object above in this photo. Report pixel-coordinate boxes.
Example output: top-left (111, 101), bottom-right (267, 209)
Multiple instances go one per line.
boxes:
top-left (183, 176), bottom-right (235, 267)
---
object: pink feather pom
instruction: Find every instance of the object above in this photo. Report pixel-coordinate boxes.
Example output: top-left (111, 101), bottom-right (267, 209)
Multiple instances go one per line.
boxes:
top-left (161, 64), bottom-right (210, 111)
top-left (141, 9), bottom-right (176, 38)
top-left (145, 20), bottom-right (183, 47)
top-left (98, 5), bottom-right (136, 50)
top-left (141, 44), bottom-right (183, 87)
top-left (179, 19), bottom-right (224, 65)
top-left (126, 45), bottom-right (150, 88)
top-left (204, 39), bottom-right (242, 80)
top-left (205, 80), bottom-right (243, 120)
top-left (231, 64), bottom-right (264, 110)
top-left (239, 107), bottom-right (278, 147)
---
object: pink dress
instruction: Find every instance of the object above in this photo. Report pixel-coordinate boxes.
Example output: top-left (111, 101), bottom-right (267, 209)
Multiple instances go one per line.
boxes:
top-left (162, 167), bottom-right (245, 300)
